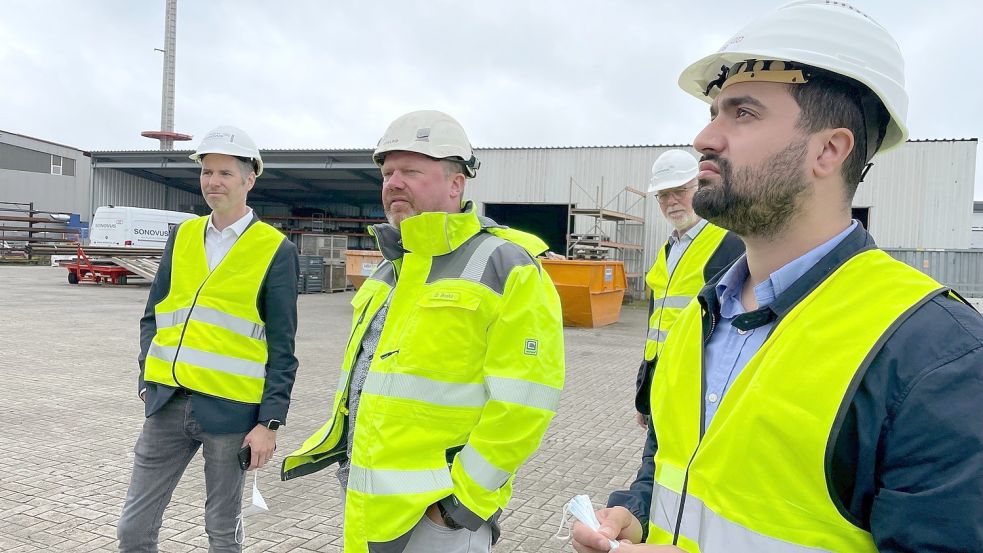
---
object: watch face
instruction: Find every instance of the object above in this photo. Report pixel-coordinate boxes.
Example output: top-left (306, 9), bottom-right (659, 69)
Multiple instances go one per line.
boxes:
top-left (266, 420), bottom-right (281, 430)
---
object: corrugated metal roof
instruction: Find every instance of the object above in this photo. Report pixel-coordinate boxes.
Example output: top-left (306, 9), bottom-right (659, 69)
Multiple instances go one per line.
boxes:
top-left (88, 137), bottom-right (977, 156)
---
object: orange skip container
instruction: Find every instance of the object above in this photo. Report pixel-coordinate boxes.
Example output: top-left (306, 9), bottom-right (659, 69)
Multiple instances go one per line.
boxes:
top-left (541, 259), bottom-right (627, 327)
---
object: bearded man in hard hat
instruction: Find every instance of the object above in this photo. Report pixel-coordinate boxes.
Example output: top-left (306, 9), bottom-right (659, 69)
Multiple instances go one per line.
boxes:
top-left (573, 2), bottom-right (983, 552)
top-left (282, 110), bottom-right (565, 553)
top-left (118, 126), bottom-right (300, 553)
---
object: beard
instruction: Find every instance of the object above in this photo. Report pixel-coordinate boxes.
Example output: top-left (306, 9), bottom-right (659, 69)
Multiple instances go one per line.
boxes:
top-left (693, 139), bottom-right (810, 239)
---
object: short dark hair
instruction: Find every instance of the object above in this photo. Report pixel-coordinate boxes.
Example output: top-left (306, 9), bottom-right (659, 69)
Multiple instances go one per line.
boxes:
top-left (786, 68), bottom-right (888, 198)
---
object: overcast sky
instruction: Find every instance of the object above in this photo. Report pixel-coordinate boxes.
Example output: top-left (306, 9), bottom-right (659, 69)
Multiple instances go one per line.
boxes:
top-left (2, 0), bottom-right (980, 198)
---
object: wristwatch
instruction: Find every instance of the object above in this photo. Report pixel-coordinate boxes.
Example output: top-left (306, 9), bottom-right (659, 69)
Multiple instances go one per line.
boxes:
top-left (262, 419), bottom-right (281, 431)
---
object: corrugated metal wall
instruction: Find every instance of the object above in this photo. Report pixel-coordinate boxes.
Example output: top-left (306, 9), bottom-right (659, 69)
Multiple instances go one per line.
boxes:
top-left (853, 141), bottom-right (976, 249)
top-left (90, 168), bottom-right (205, 219)
top-left (884, 249), bottom-right (983, 297)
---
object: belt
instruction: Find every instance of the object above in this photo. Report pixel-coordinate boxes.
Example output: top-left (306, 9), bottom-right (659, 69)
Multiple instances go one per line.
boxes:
top-left (174, 387), bottom-right (193, 397)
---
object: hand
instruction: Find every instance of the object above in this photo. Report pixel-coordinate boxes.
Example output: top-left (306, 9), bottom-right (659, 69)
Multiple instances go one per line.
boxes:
top-left (635, 412), bottom-right (648, 428)
top-left (571, 507), bottom-right (643, 552)
top-left (425, 503), bottom-right (447, 527)
top-left (241, 424), bottom-right (276, 470)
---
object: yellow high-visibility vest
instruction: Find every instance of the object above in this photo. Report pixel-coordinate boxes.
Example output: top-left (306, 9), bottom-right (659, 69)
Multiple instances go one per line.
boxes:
top-left (144, 216), bottom-right (284, 403)
top-left (647, 248), bottom-right (943, 552)
top-left (644, 223), bottom-right (728, 361)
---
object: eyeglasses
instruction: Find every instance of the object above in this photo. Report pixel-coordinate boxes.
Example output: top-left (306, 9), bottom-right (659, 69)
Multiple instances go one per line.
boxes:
top-left (656, 185), bottom-right (697, 203)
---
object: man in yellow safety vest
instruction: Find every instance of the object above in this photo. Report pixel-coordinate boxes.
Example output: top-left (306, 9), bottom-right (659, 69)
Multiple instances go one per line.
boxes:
top-left (574, 2), bottom-right (983, 552)
top-left (118, 126), bottom-right (300, 552)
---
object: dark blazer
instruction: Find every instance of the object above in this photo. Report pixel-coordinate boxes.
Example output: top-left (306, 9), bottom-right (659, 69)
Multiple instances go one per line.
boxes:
top-left (136, 214), bottom-right (300, 434)
top-left (610, 225), bottom-right (983, 550)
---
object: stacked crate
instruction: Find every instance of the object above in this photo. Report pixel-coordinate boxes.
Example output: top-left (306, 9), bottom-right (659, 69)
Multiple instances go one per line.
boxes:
top-left (298, 254), bottom-right (324, 294)
top-left (299, 234), bottom-right (350, 293)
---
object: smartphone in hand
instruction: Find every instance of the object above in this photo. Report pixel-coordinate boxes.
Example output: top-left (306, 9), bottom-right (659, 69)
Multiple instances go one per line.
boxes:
top-left (238, 445), bottom-right (251, 470)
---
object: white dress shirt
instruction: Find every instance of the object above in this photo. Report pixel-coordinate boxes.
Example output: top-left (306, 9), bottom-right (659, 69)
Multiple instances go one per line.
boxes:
top-left (205, 209), bottom-right (254, 271)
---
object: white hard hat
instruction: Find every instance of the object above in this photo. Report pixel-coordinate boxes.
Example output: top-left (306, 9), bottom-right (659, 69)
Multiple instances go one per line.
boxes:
top-left (372, 110), bottom-right (480, 178)
top-left (649, 149), bottom-right (699, 194)
top-left (189, 125), bottom-right (264, 177)
top-left (678, 0), bottom-right (907, 156)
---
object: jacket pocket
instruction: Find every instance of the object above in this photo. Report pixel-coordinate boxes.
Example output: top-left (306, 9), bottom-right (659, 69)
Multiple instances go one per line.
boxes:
top-left (398, 287), bottom-right (486, 376)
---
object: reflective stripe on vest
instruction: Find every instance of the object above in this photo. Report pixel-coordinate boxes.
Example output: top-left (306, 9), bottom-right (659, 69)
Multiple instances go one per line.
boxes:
top-left (156, 305), bottom-right (266, 341)
top-left (348, 465), bottom-right (453, 495)
top-left (359, 370), bottom-right (560, 412)
top-left (647, 248), bottom-right (944, 552)
top-left (644, 223), bottom-right (728, 361)
top-left (144, 216), bottom-right (283, 404)
top-left (649, 482), bottom-right (827, 552)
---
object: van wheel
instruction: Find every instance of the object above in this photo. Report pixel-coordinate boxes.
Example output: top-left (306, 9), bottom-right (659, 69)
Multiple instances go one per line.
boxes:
top-left (68, 271), bottom-right (79, 284)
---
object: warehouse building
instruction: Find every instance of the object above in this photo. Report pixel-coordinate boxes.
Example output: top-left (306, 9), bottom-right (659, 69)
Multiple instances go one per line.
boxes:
top-left (86, 138), bottom-right (978, 295)
top-left (1, 130), bottom-right (91, 216)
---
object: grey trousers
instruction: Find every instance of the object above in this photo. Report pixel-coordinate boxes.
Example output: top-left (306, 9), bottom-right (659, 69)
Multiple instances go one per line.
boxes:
top-left (117, 394), bottom-right (248, 553)
top-left (403, 514), bottom-right (493, 553)
top-left (340, 487), bottom-right (493, 552)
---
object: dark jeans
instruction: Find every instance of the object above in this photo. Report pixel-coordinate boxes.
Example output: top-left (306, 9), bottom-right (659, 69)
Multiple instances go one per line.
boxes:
top-left (118, 393), bottom-right (247, 553)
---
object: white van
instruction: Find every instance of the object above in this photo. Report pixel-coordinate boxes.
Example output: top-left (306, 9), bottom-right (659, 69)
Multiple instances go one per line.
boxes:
top-left (89, 206), bottom-right (197, 248)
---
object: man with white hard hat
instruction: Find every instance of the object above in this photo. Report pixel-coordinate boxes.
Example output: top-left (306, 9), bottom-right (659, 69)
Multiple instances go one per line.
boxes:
top-left (574, 2), bottom-right (983, 551)
top-left (282, 110), bottom-right (565, 553)
top-left (631, 149), bottom-right (743, 426)
top-left (118, 126), bottom-right (300, 552)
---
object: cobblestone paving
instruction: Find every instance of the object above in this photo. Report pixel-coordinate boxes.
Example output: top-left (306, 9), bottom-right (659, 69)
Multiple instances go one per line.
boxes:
top-left (0, 266), bottom-right (654, 552)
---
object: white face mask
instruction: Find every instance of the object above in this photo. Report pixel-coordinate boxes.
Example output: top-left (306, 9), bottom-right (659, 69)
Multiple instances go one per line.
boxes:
top-left (235, 471), bottom-right (270, 545)
top-left (553, 494), bottom-right (620, 550)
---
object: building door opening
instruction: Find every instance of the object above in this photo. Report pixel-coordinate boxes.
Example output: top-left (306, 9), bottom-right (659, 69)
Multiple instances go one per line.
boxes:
top-left (852, 207), bottom-right (870, 230)
top-left (482, 203), bottom-right (569, 255)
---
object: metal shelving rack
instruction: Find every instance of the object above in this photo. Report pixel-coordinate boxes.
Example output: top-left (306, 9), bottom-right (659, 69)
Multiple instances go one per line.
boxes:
top-left (566, 178), bottom-right (647, 299)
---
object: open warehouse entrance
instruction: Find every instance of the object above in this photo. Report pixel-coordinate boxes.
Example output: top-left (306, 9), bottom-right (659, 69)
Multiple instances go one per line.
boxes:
top-left (482, 203), bottom-right (569, 255)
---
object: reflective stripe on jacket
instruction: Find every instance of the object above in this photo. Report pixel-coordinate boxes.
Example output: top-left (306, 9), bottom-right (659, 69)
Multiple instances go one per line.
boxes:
top-left (281, 203), bottom-right (565, 553)
top-left (644, 223), bottom-right (728, 361)
top-left (647, 248), bottom-right (944, 551)
top-left (144, 216), bottom-right (284, 403)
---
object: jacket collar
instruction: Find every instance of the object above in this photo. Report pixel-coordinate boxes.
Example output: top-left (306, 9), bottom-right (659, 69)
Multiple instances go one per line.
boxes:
top-left (699, 223), bottom-right (878, 331)
top-left (368, 200), bottom-right (485, 261)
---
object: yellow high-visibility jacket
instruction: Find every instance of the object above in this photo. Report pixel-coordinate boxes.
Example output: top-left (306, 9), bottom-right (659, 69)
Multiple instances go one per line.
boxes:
top-left (144, 216), bottom-right (285, 403)
top-left (282, 203), bottom-right (565, 552)
top-left (647, 249), bottom-right (944, 551)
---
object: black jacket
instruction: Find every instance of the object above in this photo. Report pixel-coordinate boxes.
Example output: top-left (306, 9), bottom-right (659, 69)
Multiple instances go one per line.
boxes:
top-left (136, 215), bottom-right (300, 434)
top-left (633, 229), bottom-right (745, 413)
top-left (609, 225), bottom-right (983, 551)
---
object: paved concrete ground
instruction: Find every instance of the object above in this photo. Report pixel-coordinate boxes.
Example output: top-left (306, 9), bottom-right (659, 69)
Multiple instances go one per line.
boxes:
top-left (0, 266), bottom-right (651, 552)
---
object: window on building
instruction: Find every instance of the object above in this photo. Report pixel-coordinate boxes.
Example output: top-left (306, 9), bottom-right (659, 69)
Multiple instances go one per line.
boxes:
top-left (0, 143), bottom-right (51, 173)
top-left (63, 157), bottom-right (75, 176)
top-left (51, 155), bottom-right (63, 175)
